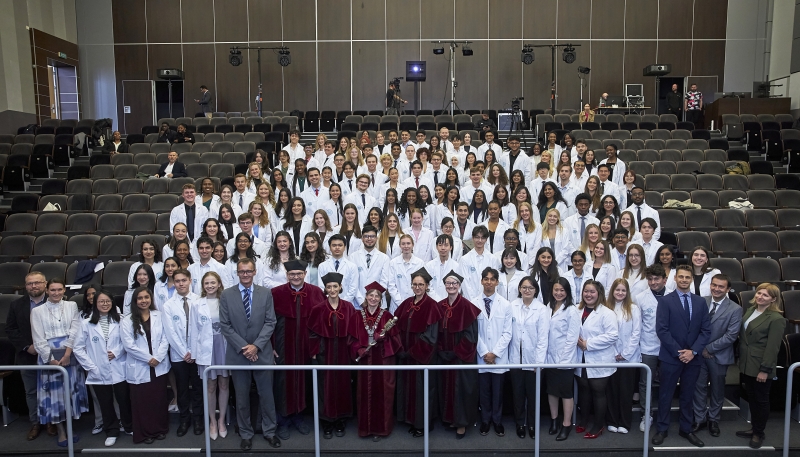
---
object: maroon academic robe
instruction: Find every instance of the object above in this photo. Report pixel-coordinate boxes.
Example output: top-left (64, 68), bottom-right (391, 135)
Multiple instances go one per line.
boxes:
top-left (395, 294), bottom-right (442, 429)
top-left (271, 281), bottom-right (326, 417)
top-left (307, 298), bottom-right (355, 421)
top-left (436, 295), bottom-right (481, 427)
top-left (348, 307), bottom-right (402, 437)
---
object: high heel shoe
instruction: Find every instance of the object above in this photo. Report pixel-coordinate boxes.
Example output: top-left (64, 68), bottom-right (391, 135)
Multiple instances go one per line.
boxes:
top-left (549, 418), bottom-right (560, 435)
top-left (575, 425), bottom-right (586, 433)
top-left (556, 425), bottom-right (572, 441)
top-left (583, 428), bottom-right (604, 439)
top-left (218, 418), bottom-right (228, 438)
top-left (209, 420), bottom-right (218, 441)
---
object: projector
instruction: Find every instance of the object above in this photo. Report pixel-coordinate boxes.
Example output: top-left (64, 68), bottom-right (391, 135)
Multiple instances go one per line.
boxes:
top-left (642, 64), bottom-right (671, 76)
top-left (158, 69), bottom-right (184, 80)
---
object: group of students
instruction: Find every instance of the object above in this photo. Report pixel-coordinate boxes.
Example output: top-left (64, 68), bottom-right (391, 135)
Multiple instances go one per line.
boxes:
top-left (5, 129), bottom-right (786, 450)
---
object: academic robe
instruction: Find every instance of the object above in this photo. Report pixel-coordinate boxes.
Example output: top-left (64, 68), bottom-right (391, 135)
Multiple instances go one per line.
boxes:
top-left (436, 295), bottom-right (481, 427)
top-left (271, 282), bottom-right (326, 417)
top-left (348, 307), bottom-right (403, 437)
top-left (308, 298), bottom-right (356, 421)
top-left (394, 294), bottom-right (443, 429)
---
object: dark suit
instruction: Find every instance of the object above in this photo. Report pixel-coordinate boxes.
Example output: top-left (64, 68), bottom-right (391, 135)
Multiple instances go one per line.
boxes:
top-left (5, 294), bottom-right (44, 423)
top-left (693, 296), bottom-right (742, 423)
top-left (198, 90), bottom-right (212, 115)
top-left (655, 290), bottom-right (711, 434)
top-left (218, 283), bottom-right (278, 440)
top-left (157, 161), bottom-right (187, 178)
top-left (104, 140), bottom-right (128, 154)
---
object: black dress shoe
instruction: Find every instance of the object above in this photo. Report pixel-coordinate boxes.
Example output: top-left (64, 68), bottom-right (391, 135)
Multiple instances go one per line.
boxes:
top-left (240, 438), bottom-right (252, 451)
top-left (176, 422), bottom-right (190, 437)
top-left (494, 423), bottom-right (505, 437)
top-left (143, 437), bottom-right (155, 444)
top-left (651, 431), bottom-right (667, 445)
top-left (480, 423), bottom-right (490, 436)
top-left (516, 425), bottom-right (526, 438)
top-left (264, 435), bottom-right (281, 448)
top-left (749, 434), bottom-right (763, 449)
top-left (322, 424), bottom-right (333, 440)
top-left (156, 433), bottom-right (166, 440)
top-left (736, 428), bottom-right (754, 438)
top-left (193, 421), bottom-right (204, 435)
top-left (691, 421), bottom-right (707, 433)
top-left (334, 420), bottom-right (346, 437)
top-left (528, 426), bottom-right (535, 438)
top-left (708, 421), bottom-right (720, 437)
top-left (678, 430), bottom-right (705, 447)
top-left (549, 418), bottom-right (560, 435)
top-left (411, 428), bottom-right (424, 438)
top-left (556, 425), bottom-right (571, 441)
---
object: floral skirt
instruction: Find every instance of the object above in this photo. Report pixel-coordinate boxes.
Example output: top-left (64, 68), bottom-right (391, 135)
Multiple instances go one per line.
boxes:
top-left (37, 336), bottom-right (89, 424)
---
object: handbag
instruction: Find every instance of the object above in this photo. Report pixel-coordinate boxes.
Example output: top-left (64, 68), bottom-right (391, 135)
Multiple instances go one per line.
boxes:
top-left (50, 348), bottom-right (78, 366)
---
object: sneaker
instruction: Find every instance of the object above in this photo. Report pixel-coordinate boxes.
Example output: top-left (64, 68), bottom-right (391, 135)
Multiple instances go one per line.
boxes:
top-left (607, 425), bottom-right (618, 433)
top-left (639, 416), bottom-right (652, 432)
top-left (120, 426), bottom-right (133, 436)
top-left (92, 424), bottom-right (104, 435)
top-left (104, 436), bottom-right (117, 447)
top-left (618, 427), bottom-right (629, 434)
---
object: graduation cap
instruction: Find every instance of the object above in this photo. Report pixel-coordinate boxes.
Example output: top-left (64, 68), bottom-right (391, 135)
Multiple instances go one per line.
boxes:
top-left (320, 272), bottom-right (344, 285)
top-left (364, 281), bottom-right (386, 294)
top-left (411, 267), bottom-right (432, 283)
top-left (283, 259), bottom-right (308, 272)
top-left (442, 270), bottom-right (464, 284)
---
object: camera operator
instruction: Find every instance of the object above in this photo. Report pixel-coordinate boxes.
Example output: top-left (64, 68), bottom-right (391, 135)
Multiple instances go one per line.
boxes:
top-left (475, 113), bottom-right (497, 132)
top-left (386, 80), bottom-right (407, 115)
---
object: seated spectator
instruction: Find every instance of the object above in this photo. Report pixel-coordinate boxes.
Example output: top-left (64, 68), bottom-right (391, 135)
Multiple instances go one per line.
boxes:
top-left (155, 151), bottom-right (187, 178)
top-left (580, 104), bottom-right (595, 123)
top-left (104, 131), bottom-right (128, 154)
top-left (173, 124), bottom-right (195, 144)
top-left (475, 112), bottom-right (497, 132)
top-left (156, 123), bottom-right (176, 143)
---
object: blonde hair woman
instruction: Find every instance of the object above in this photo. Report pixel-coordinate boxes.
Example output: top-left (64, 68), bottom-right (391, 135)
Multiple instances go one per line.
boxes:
top-left (605, 278), bottom-right (641, 435)
top-left (377, 213), bottom-right (405, 259)
top-left (540, 208), bottom-right (574, 271)
top-left (512, 201), bottom-right (542, 256)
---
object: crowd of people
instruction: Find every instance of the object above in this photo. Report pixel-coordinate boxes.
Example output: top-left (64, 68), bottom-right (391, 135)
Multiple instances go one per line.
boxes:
top-left (4, 126), bottom-right (784, 451)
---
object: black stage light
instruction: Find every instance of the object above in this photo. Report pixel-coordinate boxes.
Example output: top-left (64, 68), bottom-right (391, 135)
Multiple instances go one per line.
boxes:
top-left (278, 49), bottom-right (291, 67)
top-left (462, 45), bottom-right (473, 56)
top-left (521, 45), bottom-right (534, 65)
top-left (229, 48), bottom-right (242, 67)
top-left (433, 46), bottom-right (445, 55)
top-left (562, 46), bottom-right (576, 64)
top-left (578, 66), bottom-right (591, 74)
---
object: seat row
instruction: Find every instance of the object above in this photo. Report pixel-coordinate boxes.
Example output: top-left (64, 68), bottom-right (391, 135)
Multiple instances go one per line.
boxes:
top-left (128, 131), bottom-right (265, 146)
top-left (4, 212), bottom-right (173, 238)
top-left (661, 206), bottom-right (800, 233)
top-left (9, 188), bottom-right (195, 214)
top-left (635, 171), bottom-right (786, 192)
top-left (573, 136), bottom-right (726, 151)
top-left (643, 189), bottom-right (799, 211)
top-left (127, 138), bottom-right (262, 153)
top-left (0, 259), bottom-right (139, 295)
top-left (573, 128), bottom-right (714, 141)
top-left (142, 120), bottom-right (295, 136)
top-left (702, 257), bottom-right (800, 302)
top-left (66, 160), bottom-right (235, 180)
top-left (108, 151), bottom-right (250, 166)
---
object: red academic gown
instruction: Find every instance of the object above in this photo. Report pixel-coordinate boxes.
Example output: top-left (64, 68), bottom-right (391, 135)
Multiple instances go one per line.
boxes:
top-left (436, 295), bottom-right (481, 427)
top-left (307, 298), bottom-right (355, 421)
top-left (348, 307), bottom-right (402, 437)
top-left (271, 282), bottom-right (326, 417)
top-left (395, 294), bottom-right (442, 429)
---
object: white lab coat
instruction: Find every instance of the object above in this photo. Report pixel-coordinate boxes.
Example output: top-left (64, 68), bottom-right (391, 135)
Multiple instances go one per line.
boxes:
top-left (127, 261), bottom-right (164, 291)
top-left (343, 191), bottom-right (378, 225)
top-left (457, 249), bottom-right (502, 301)
top-left (590, 262), bottom-right (619, 297)
top-left (425, 257), bottom-right (460, 302)
top-left (232, 190), bottom-right (256, 213)
top-left (546, 303), bottom-right (582, 366)
top-left (120, 311), bottom-right (171, 384)
top-left (479, 219), bottom-right (512, 256)
top-left (600, 158), bottom-right (627, 188)
top-left (317, 257), bottom-right (359, 306)
top-left (629, 239), bottom-right (663, 267)
top-left (624, 203), bottom-right (661, 242)
top-left (162, 292), bottom-right (200, 362)
top-left (321, 199), bottom-right (344, 227)
top-left (562, 213), bottom-right (600, 254)
top-left (508, 299), bottom-right (551, 369)
top-left (635, 289), bottom-right (661, 356)
top-left (208, 199), bottom-right (243, 221)
top-left (224, 257), bottom-right (266, 289)
top-left (534, 227), bottom-right (574, 271)
top-left (153, 280), bottom-right (174, 311)
top-left (284, 216), bottom-right (314, 255)
top-left (511, 221), bottom-right (543, 259)
top-left (575, 304), bottom-right (619, 378)
top-left (261, 261), bottom-right (288, 289)
top-left (330, 227), bottom-right (364, 255)
top-left (300, 185), bottom-right (331, 217)
top-left (406, 226), bottom-right (435, 262)
top-left (692, 269), bottom-right (722, 298)
top-left (380, 233), bottom-right (403, 259)
top-left (187, 259), bottom-right (227, 295)
top-left (188, 297), bottom-right (219, 366)
top-left (72, 317), bottom-right (127, 385)
top-left (225, 235), bottom-right (269, 258)
top-left (475, 293), bottom-right (513, 374)
top-left (350, 248), bottom-right (390, 304)
top-left (252, 223), bottom-right (273, 247)
top-left (612, 302), bottom-right (642, 363)
top-left (499, 151), bottom-right (532, 184)
top-left (559, 267), bottom-right (595, 305)
top-left (497, 269), bottom-right (528, 303)
top-left (169, 203), bottom-right (210, 243)
top-left (381, 255), bottom-right (425, 312)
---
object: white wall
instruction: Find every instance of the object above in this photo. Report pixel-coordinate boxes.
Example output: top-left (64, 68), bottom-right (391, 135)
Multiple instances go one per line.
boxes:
top-left (75, 0), bottom-right (117, 128)
top-left (768, 0), bottom-right (795, 80)
top-left (723, 0), bottom-right (770, 92)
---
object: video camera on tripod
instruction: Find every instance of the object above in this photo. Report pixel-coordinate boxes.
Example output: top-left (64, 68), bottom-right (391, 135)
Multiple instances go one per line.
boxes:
top-left (511, 96), bottom-right (524, 111)
top-left (390, 76), bottom-right (404, 88)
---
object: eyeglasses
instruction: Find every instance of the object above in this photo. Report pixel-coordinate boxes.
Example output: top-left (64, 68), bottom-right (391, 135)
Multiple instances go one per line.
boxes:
top-left (504, 237), bottom-right (519, 241)
top-left (444, 281), bottom-right (460, 287)
top-left (411, 283), bottom-right (426, 288)
top-left (96, 299), bottom-right (113, 305)
top-left (520, 286), bottom-right (536, 291)
top-left (287, 272), bottom-right (305, 278)
top-left (237, 270), bottom-right (255, 276)
top-left (362, 234), bottom-right (377, 239)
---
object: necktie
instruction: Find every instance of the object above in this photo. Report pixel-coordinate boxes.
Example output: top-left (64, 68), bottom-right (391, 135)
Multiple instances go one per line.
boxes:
top-left (394, 159), bottom-right (398, 167)
top-left (349, 180), bottom-right (353, 191)
top-left (580, 216), bottom-right (586, 237)
top-left (710, 302), bottom-right (718, 316)
top-left (434, 171), bottom-right (439, 185)
top-left (361, 193), bottom-right (366, 207)
top-left (185, 204), bottom-right (195, 240)
top-left (239, 194), bottom-right (244, 208)
top-left (619, 253), bottom-right (625, 267)
top-left (371, 173), bottom-right (375, 185)
top-left (484, 298), bottom-right (492, 318)
top-left (335, 259), bottom-right (340, 271)
top-left (600, 182), bottom-right (605, 194)
top-left (315, 188), bottom-right (319, 196)
top-left (637, 206), bottom-right (642, 227)
top-left (366, 253), bottom-right (372, 268)
top-left (183, 297), bottom-right (190, 338)
top-left (415, 177), bottom-right (420, 188)
top-left (243, 288), bottom-right (252, 321)
top-left (682, 293), bottom-right (691, 321)
top-left (575, 276), bottom-right (583, 302)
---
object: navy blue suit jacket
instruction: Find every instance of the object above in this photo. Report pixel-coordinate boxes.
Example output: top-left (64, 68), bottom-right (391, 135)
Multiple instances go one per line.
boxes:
top-left (157, 161), bottom-right (187, 178)
top-left (656, 290), bottom-right (711, 366)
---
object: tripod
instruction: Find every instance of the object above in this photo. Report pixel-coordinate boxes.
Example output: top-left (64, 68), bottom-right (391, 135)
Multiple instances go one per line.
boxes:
top-left (442, 42), bottom-right (462, 116)
top-left (505, 108), bottom-right (529, 151)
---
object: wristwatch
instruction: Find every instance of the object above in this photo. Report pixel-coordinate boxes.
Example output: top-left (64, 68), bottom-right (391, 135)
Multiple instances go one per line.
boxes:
top-left (692, 350), bottom-right (697, 356)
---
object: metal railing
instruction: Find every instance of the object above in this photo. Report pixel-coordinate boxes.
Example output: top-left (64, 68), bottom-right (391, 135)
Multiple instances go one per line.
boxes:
top-left (783, 361), bottom-right (800, 457)
top-left (202, 362), bottom-right (652, 457)
top-left (0, 365), bottom-right (74, 457)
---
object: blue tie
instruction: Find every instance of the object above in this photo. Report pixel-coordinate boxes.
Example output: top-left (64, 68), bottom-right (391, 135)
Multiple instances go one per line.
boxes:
top-left (681, 293), bottom-right (691, 321)
top-left (243, 287), bottom-right (252, 321)
top-left (484, 298), bottom-right (492, 318)
top-left (335, 259), bottom-right (340, 271)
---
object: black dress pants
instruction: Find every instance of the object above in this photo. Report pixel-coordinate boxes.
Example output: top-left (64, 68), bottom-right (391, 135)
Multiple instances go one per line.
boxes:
top-left (742, 374), bottom-right (773, 437)
top-left (576, 371), bottom-right (609, 433)
top-left (510, 369), bottom-right (537, 427)
top-left (606, 367), bottom-right (635, 430)
top-left (93, 382), bottom-right (133, 437)
top-left (172, 361), bottom-right (203, 424)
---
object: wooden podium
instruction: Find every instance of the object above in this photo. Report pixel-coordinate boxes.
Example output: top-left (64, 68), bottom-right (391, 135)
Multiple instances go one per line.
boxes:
top-left (705, 97), bottom-right (790, 128)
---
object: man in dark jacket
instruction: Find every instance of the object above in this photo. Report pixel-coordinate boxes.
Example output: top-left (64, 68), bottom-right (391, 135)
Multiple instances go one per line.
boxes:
top-left (173, 124), bottom-right (195, 144)
top-left (5, 271), bottom-right (52, 440)
top-left (666, 84), bottom-right (683, 119)
top-left (155, 151), bottom-right (188, 178)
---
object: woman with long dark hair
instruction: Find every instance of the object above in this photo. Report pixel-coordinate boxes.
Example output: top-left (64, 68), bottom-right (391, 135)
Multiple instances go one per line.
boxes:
top-left (468, 189), bottom-right (488, 225)
top-left (545, 277), bottom-right (580, 441)
top-left (382, 187), bottom-right (399, 218)
top-left (397, 187), bottom-right (428, 229)
top-left (595, 195), bottom-right (621, 222)
top-left (312, 209), bottom-right (334, 252)
top-left (283, 197), bottom-right (313, 256)
top-left (217, 204), bottom-right (238, 240)
top-left (224, 232), bottom-right (264, 288)
top-left (437, 186), bottom-right (460, 234)
top-left (173, 239), bottom-right (194, 269)
top-left (201, 218), bottom-right (226, 245)
top-left (128, 240), bottom-right (163, 290)
top-left (263, 231), bottom-right (297, 288)
top-left (123, 264), bottom-right (157, 315)
top-left (335, 203), bottom-right (364, 255)
top-left (537, 182), bottom-right (570, 224)
top-left (79, 283), bottom-right (98, 319)
top-left (529, 247), bottom-right (560, 305)
top-left (322, 183), bottom-right (344, 227)
top-left (300, 232), bottom-right (328, 285)
top-left (121, 287), bottom-right (170, 444)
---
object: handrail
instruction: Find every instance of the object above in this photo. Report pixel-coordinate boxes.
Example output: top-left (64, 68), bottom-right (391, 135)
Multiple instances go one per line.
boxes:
top-left (0, 365), bottom-right (73, 457)
top-left (783, 361), bottom-right (800, 457)
top-left (202, 362), bottom-right (651, 457)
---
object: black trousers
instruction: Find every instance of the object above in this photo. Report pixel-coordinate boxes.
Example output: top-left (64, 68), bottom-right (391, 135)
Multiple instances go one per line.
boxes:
top-left (606, 367), bottom-right (636, 430)
top-left (172, 361), bottom-right (203, 423)
top-left (576, 372), bottom-right (609, 433)
top-left (742, 374), bottom-right (773, 437)
top-left (93, 382), bottom-right (133, 437)
top-left (510, 369), bottom-right (537, 427)
top-left (686, 109), bottom-right (702, 127)
top-left (478, 372), bottom-right (504, 424)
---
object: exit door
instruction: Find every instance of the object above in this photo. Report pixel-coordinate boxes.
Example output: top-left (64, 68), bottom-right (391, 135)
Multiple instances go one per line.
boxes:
top-left (122, 80), bottom-right (156, 135)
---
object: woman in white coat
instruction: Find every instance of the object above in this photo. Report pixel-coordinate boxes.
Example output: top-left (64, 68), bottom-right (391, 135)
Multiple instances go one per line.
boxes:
top-left (619, 244), bottom-right (649, 299)
top-left (261, 231), bottom-right (295, 288)
top-left (480, 201), bottom-right (511, 256)
top-left (538, 208), bottom-right (574, 271)
top-left (405, 208), bottom-right (435, 262)
top-left (511, 202), bottom-right (542, 259)
top-left (497, 248), bottom-right (528, 303)
top-left (127, 240), bottom-right (163, 291)
top-left (120, 287), bottom-right (171, 444)
top-left (588, 241), bottom-right (619, 297)
top-left (381, 234), bottom-right (425, 312)
top-left (688, 246), bottom-right (721, 298)
top-left (72, 289), bottom-right (132, 447)
top-left (574, 280), bottom-right (619, 439)
top-left (605, 279), bottom-right (641, 435)
top-left (559, 251), bottom-right (594, 306)
top-left (508, 277), bottom-right (550, 438)
top-left (282, 197), bottom-right (314, 257)
top-left (189, 272), bottom-right (229, 441)
top-left (545, 277), bottom-right (582, 441)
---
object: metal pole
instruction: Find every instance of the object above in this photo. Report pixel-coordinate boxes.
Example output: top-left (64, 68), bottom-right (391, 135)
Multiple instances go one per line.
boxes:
top-left (783, 362), bottom-right (800, 457)
top-left (257, 49), bottom-right (263, 117)
top-left (424, 368), bottom-right (430, 457)
top-left (534, 368), bottom-right (541, 457)
top-left (202, 367), bottom-right (211, 457)
top-left (414, 81), bottom-right (419, 113)
top-left (643, 365), bottom-right (652, 457)
top-left (450, 44), bottom-right (456, 117)
top-left (551, 45), bottom-right (556, 114)
top-left (167, 80), bottom-right (173, 119)
top-left (312, 368), bottom-right (321, 457)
